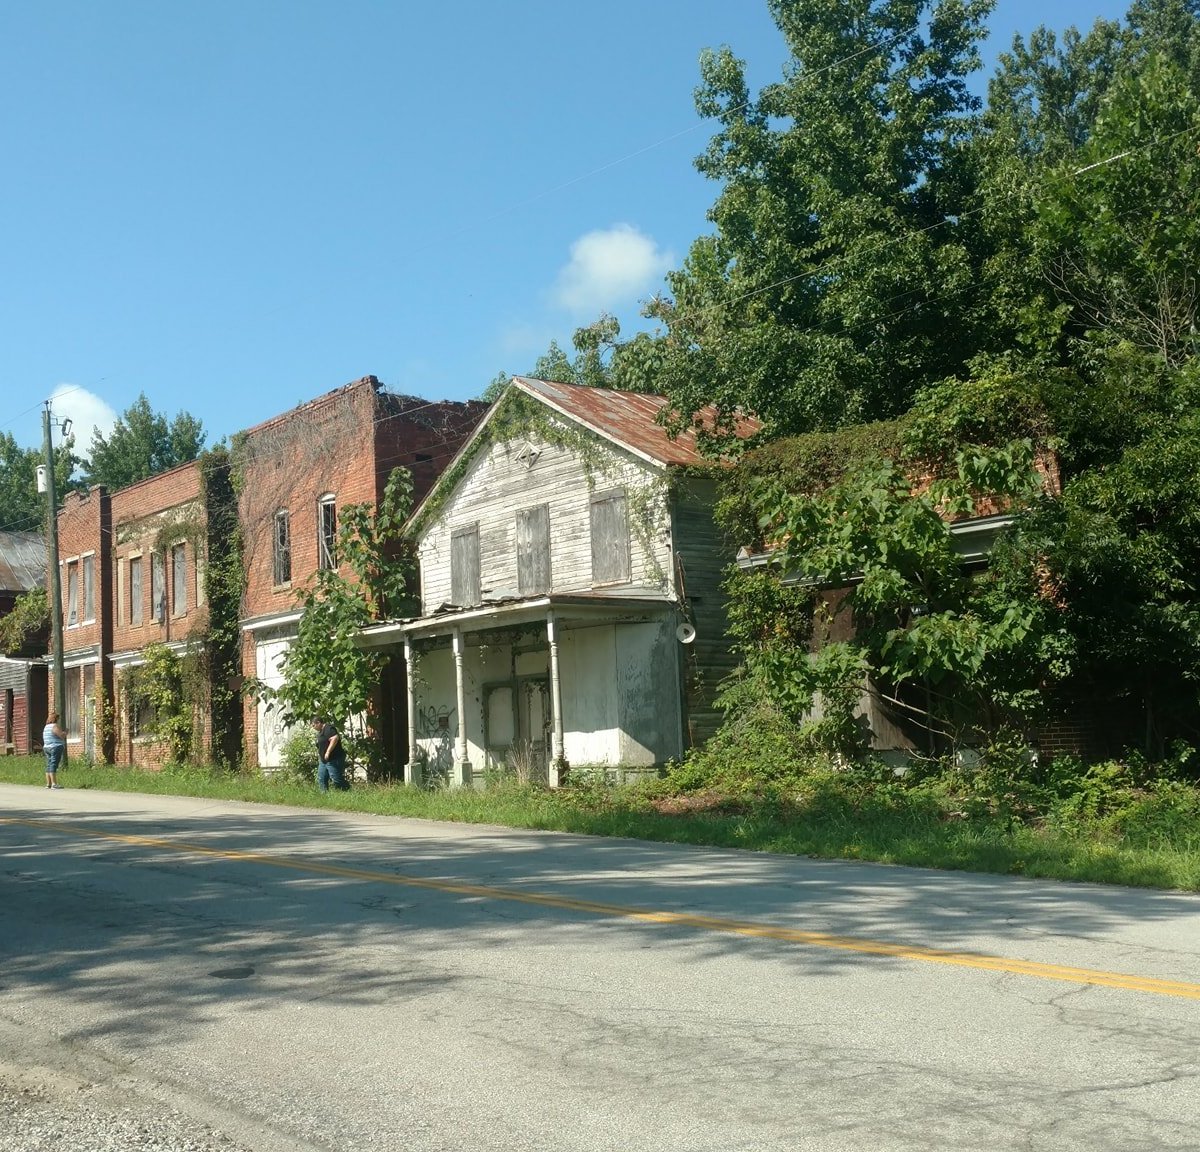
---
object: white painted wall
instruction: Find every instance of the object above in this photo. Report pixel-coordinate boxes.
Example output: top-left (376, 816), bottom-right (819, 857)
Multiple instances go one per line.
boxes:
top-left (411, 619), bottom-right (683, 774)
top-left (417, 429), bottom-right (675, 611)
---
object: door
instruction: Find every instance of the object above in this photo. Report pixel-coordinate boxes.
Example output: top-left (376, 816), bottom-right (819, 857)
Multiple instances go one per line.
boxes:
top-left (517, 677), bottom-right (551, 783)
top-left (256, 637), bottom-right (295, 768)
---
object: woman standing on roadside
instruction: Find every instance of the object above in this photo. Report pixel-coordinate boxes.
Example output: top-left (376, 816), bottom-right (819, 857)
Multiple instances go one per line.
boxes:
top-left (43, 712), bottom-right (66, 789)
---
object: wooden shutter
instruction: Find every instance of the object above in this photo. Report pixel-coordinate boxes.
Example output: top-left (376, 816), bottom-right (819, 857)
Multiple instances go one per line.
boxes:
top-left (516, 504), bottom-right (551, 595)
top-left (590, 490), bottom-right (631, 585)
top-left (451, 525), bottom-right (481, 606)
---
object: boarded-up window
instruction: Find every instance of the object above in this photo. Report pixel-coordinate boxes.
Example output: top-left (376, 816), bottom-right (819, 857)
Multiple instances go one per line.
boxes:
top-left (172, 543), bottom-right (187, 616)
top-left (151, 552), bottom-right (166, 623)
top-left (516, 504), bottom-right (551, 595)
top-left (129, 556), bottom-right (143, 625)
top-left (273, 510), bottom-right (291, 585)
top-left (451, 524), bottom-right (481, 607)
top-left (81, 554), bottom-right (95, 622)
top-left (590, 489), bottom-right (631, 585)
top-left (63, 666), bottom-right (80, 737)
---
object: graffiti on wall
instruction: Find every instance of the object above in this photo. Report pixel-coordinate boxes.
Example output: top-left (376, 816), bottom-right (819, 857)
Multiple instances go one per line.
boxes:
top-left (416, 706), bottom-right (455, 782)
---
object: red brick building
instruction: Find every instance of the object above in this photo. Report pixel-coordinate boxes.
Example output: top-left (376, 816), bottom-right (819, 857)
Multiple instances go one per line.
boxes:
top-left (54, 485), bottom-right (112, 761)
top-left (49, 375), bottom-right (484, 771)
top-left (237, 376), bottom-right (486, 768)
top-left (108, 462), bottom-right (212, 769)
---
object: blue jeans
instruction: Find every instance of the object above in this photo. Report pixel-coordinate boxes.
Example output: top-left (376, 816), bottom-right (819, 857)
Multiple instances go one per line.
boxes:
top-left (45, 745), bottom-right (64, 774)
top-left (318, 757), bottom-right (348, 791)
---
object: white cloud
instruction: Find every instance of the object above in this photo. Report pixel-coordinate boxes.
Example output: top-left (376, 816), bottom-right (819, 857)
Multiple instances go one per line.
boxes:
top-left (551, 224), bottom-right (672, 314)
top-left (496, 321), bottom-right (558, 358)
top-left (49, 384), bottom-right (118, 462)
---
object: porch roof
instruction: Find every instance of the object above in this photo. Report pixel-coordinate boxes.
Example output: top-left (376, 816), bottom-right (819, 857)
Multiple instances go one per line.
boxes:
top-left (356, 591), bottom-right (674, 649)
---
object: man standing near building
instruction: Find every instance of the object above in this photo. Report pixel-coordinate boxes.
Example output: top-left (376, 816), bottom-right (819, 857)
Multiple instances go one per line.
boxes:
top-left (313, 717), bottom-right (349, 792)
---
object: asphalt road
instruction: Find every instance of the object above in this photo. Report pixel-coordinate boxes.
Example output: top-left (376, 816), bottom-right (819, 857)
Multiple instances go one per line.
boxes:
top-left (1, 784), bottom-right (1198, 1152)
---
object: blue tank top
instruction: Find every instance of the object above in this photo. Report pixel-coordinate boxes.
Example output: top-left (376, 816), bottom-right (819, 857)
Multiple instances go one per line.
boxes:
top-left (43, 724), bottom-right (65, 749)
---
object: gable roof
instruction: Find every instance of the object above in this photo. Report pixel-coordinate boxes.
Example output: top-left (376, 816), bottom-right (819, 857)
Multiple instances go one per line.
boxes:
top-left (510, 377), bottom-right (760, 468)
top-left (406, 377), bottom-right (761, 532)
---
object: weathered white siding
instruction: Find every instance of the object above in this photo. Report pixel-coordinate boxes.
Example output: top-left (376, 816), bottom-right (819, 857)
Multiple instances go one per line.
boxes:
top-left (417, 432), bottom-right (674, 611)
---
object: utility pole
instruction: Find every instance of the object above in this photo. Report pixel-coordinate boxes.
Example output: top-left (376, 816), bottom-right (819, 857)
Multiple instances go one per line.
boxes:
top-left (42, 402), bottom-right (66, 758)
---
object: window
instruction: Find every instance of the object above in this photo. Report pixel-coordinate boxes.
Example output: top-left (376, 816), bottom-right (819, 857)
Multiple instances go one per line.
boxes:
top-left (318, 496), bottom-right (337, 571)
top-left (65, 561), bottom-right (78, 626)
top-left (151, 552), bottom-right (166, 623)
top-left (129, 556), bottom-right (143, 626)
top-left (451, 524), bottom-right (481, 607)
top-left (132, 691), bottom-right (158, 738)
top-left (172, 543), bottom-right (187, 616)
top-left (516, 504), bottom-right (551, 595)
top-left (590, 489), bottom-right (631, 585)
top-left (273, 509), bottom-right (291, 585)
top-left (63, 666), bottom-right (81, 738)
top-left (130, 556), bottom-right (144, 624)
top-left (115, 557), bottom-right (125, 626)
top-left (81, 553), bottom-right (95, 623)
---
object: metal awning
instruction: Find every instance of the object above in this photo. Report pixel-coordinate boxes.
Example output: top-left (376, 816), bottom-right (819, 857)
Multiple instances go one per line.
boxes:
top-left (356, 591), bottom-right (674, 649)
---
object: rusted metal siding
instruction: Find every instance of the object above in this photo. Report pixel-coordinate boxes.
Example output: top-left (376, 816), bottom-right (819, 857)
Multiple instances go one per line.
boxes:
top-left (0, 532), bottom-right (46, 594)
top-left (512, 377), bottom-right (760, 467)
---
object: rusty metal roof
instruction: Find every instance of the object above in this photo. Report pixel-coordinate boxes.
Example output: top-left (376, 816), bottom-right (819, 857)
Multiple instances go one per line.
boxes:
top-left (511, 377), bottom-right (761, 467)
top-left (0, 531), bottom-right (46, 593)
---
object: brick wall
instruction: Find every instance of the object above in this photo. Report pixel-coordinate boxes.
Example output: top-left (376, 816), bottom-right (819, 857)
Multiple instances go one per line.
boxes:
top-left (108, 462), bottom-right (211, 768)
top-left (236, 378), bottom-right (486, 768)
top-left (54, 485), bottom-right (112, 760)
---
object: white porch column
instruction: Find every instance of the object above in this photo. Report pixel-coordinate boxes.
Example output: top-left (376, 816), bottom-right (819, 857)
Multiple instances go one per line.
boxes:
top-left (404, 636), bottom-right (421, 787)
top-left (452, 627), bottom-right (471, 786)
top-left (546, 610), bottom-right (567, 787)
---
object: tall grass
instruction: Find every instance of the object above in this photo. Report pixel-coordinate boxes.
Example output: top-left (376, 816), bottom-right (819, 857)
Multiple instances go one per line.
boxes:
top-left (2, 754), bottom-right (1197, 891)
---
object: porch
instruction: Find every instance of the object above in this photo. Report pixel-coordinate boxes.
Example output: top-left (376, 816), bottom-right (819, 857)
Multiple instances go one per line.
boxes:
top-left (357, 593), bottom-right (685, 787)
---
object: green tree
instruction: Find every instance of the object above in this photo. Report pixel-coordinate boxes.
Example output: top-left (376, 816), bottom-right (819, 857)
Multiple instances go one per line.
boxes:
top-left (969, 0), bottom-right (1200, 365)
top-left (1040, 47), bottom-right (1200, 364)
top-left (741, 436), bottom-right (1065, 753)
top-left (84, 394), bottom-right (206, 492)
top-left (484, 315), bottom-right (666, 402)
top-left (646, 0), bottom-right (995, 442)
top-left (0, 587), bottom-right (48, 657)
top-left (0, 431), bottom-right (78, 533)
top-left (1028, 353), bottom-right (1200, 756)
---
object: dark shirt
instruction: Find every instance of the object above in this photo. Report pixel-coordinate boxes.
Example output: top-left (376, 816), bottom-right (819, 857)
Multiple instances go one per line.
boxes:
top-left (316, 724), bottom-right (343, 763)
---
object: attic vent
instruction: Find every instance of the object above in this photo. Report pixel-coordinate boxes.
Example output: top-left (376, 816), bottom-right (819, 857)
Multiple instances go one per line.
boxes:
top-left (515, 442), bottom-right (541, 470)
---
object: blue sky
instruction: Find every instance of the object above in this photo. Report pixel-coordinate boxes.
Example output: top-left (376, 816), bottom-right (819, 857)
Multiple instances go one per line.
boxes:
top-left (2, 1), bottom-right (1129, 457)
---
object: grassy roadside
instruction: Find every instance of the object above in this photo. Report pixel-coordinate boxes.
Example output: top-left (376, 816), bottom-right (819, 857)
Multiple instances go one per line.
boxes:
top-left (2, 755), bottom-right (1197, 892)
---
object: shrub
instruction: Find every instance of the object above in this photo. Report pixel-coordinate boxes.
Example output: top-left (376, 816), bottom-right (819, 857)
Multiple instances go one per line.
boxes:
top-left (275, 728), bottom-right (317, 785)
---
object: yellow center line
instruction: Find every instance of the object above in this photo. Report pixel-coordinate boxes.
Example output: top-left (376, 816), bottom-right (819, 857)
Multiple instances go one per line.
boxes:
top-left (6, 815), bottom-right (1199, 1000)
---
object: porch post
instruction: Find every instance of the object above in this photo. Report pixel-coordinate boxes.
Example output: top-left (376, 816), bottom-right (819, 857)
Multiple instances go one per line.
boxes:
top-left (404, 636), bottom-right (421, 787)
top-left (452, 626), bottom-right (471, 786)
top-left (546, 610), bottom-right (567, 787)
